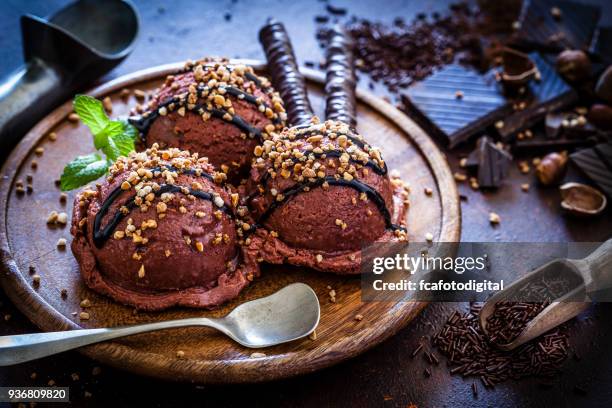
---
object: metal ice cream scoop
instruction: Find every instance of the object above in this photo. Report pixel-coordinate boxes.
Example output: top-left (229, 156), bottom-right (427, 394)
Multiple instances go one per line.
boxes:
top-left (0, 0), bottom-right (139, 153)
top-left (480, 238), bottom-right (612, 351)
top-left (0, 283), bottom-right (320, 366)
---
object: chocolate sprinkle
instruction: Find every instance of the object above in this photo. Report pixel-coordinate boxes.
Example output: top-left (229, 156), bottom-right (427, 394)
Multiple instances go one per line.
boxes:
top-left (432, 304), bottom-right (570, 386)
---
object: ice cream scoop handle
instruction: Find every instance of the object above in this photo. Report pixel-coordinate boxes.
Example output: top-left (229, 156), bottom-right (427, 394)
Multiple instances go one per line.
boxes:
top-left (0, 59), bottom-right (60, 153)
top-left (0, 318), bottom-right (226, 366)
top-left (584, 238), bottom-right (612, 293)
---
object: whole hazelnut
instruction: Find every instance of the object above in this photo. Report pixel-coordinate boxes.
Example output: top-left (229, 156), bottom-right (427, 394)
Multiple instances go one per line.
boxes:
top-left (587, 104), bottom-right (612, 130)
top-left (556, 50), bottom-right (591, 82)
top-left (536, 152), bottom-right (568, 186)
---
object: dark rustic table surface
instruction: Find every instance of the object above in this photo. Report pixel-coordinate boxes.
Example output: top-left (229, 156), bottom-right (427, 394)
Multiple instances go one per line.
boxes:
top-left (1, 1), bottom-right (612, 407)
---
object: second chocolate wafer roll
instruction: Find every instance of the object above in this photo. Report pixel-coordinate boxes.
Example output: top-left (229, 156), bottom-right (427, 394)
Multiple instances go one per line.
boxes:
top-left (324, 26), bottom-right (357, 128)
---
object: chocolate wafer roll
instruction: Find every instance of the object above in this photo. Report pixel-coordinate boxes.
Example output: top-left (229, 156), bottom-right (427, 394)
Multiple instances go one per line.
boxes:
top-left (325, 26), bottom-right (357, 128)
top-left (259, 19), bottom-right (314, 126)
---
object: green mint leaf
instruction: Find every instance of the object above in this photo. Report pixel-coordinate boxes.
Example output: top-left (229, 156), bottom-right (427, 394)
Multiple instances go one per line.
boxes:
top-left (60, 153), bottom-right (108, 191)
top-left (93, 121), bottom-right (123, 151)
top-left (100, 120), bottom-right (137, 161)
top-left (73, 95), bottom-right (109, 135)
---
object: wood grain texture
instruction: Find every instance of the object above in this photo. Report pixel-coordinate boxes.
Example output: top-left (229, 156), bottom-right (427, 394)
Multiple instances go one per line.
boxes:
top-left (0, 60), bottom-right (460, 383)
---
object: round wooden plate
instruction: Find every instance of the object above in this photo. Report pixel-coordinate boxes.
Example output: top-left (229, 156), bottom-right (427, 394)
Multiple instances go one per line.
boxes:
top-left (0, 60), bottom-right (460, 383)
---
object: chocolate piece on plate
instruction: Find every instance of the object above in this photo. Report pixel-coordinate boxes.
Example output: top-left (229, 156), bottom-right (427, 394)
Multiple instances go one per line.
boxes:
top-left (402, 64), bottom-right (512, 148)
top-left (497, 53), bottom-right (578, 141)
top-left (466, 136), bottom-right (512, 188)
top-left (570, 142), bottom-right (612, 197)
top-left (512, 0), bottom-right (601, 52)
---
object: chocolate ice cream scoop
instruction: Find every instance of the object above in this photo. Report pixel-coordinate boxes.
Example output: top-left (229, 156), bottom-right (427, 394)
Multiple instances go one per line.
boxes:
top-left (247, 21), bottom-right (409, 274)
top-left (129, 58), bottom-right (287, 182)
top-left (71, 145), bottom-right (258, 311)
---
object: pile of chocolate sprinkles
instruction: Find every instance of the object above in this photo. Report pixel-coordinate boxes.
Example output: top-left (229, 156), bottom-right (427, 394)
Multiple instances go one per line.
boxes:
top-left (431, 303), bottom-right (570, 387)
top-left (316, 3), bottom-right (483, 93)
top-left (485, 301), bottom-right (549, 345)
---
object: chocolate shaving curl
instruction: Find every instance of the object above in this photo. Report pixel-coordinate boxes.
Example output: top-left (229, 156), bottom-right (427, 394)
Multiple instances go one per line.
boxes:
top-left (259, 19), bottom-right (314, 126)
top-left (324, 26), bottom-right (357, 127)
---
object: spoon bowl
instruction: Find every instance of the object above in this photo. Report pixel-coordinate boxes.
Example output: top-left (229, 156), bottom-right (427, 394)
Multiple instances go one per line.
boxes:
top-left (222, 282), bottom-right (321, 348)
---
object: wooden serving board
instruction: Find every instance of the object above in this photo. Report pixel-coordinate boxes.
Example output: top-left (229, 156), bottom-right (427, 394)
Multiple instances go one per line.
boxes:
top-left (0, 60), bottom-right (460, 383)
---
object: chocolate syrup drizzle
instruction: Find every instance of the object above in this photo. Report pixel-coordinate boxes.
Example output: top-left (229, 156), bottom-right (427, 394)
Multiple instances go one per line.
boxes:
top-left (254, 176), bottom-right (404, 232)
top-left (259, 19), bottom-right (315, 126)
top-left (290, 124), bottom-right (369, 149)
top-left (92, 168), bottom-right (231, 248)
top-left (129, 71), bottom-right (282, 142)
top-left (325, 26), bottom-right (357, 127)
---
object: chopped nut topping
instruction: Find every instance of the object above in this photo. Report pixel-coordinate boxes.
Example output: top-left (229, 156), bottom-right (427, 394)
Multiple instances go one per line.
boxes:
top-left (489, 212), bottom-right (501, 225)
top-left (138, 264), bottom-right (146, 278)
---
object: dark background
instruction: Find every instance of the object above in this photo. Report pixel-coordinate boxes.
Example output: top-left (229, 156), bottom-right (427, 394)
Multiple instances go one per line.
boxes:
top-left (1, 0), bottom-right (612, 407)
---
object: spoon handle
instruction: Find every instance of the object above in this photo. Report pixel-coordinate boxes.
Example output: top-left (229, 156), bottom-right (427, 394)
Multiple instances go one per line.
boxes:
top-left (584, 238), bottom-right (612, 295)
top-left (0, 318), bottom-right (224, 366)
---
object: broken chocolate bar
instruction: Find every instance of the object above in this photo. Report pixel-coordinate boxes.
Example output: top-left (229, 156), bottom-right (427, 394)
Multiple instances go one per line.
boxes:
top-left (402, 64), bottom-right (512, 148)
top-left (466, 136), bottom-right (512, 188)
top-left (570, 142), bottom-right (612, 198)
top-left (497, 53), bottom-right (577, 141)
top-left (512, 0), bottom-right (601, 53)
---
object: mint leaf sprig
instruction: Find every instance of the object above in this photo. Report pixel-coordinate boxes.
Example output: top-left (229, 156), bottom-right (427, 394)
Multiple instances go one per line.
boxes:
top-left (60, 95), bottom-right (138, 191)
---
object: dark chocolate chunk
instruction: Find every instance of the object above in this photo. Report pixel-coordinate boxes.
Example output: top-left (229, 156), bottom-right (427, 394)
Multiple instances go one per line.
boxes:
top-left (497, 53), bottom-right (577, 141)
top-left (468, 136), bottom-right (512, 188)
top-left (324, 26), bottom-right (357, 127)
top-left (512, 0), bottom-right (601, 52)
top-left (570, 142), bottom-right (612, 198)
top-left (402, 64), bottom-right (512, 148)
top-left (259, 19), bottom-right (314, 125)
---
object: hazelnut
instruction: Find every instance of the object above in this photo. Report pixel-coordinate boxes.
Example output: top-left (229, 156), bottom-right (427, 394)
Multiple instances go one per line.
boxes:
top-left (587, 104), bottom-right (612, 130)
top-left (536, 152), bottom-right (568, 186)
top-left (556, 50), bottom-right (591, 82)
